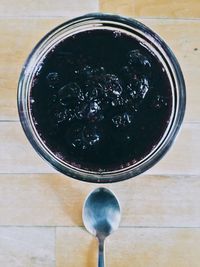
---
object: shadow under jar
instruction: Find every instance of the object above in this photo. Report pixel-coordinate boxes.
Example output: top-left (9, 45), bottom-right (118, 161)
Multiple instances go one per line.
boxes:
top-left (18, 13), bottom-right (186, 183)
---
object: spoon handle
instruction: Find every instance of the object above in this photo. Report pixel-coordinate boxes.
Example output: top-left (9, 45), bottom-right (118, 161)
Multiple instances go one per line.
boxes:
top-left (98, 238), bottom-right (105, 267)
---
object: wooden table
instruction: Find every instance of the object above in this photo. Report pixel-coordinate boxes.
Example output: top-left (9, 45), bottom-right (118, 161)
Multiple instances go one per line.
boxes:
top-left (0, 1), bottom-right (200, 266)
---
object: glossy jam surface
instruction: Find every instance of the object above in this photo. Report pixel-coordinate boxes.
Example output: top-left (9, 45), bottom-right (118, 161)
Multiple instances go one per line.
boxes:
top-left (30, 29), bottom-right (172, 171)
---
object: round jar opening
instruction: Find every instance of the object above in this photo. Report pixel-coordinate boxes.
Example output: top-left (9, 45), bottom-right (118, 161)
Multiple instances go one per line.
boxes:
top-left (18, 14), bottom-right (185, 182)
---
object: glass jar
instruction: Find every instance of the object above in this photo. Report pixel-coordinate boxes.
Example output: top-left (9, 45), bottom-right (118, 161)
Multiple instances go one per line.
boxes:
top-left (17, 13), bottom-right (186, 183)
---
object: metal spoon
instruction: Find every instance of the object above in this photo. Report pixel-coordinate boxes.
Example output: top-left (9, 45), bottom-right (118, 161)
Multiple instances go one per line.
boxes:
top-left (82, 187), bottom-right (121, 267)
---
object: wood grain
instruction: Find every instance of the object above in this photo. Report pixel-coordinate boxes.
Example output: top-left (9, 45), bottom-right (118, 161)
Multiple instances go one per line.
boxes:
top-left (0, 122), bottom-right (198, 175)
top-left (0, 1), bottom-right (200, 266)
top-left (140, 19), bottom-right (200, 124)
top-left (0, 227), bottom-right (55, 267)
top-left (56, 227), bottom-right (200, 267)
top-left (0, 19), bottom-right (199, 122)
top-left (100, 0), bottom-right (200, 18)
top-left (0, 18), bottom-right (65, 121)
top-left (0, 122), bottom-right (53, 173)
top-left (56, 227), bottom-right (97, 267)
top-left (0, 0), bottom-right (98, 17)
top-left (0, 173), bottom-right (200, 227)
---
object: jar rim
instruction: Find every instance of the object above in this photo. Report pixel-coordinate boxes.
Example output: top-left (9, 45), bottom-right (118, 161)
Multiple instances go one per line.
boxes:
top-left (17, 13), bottom-right (186, 183)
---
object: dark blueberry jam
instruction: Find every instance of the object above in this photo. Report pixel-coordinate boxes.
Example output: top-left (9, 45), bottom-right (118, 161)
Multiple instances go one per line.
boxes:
top-left (30, 29), bottom-right (172, 171)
